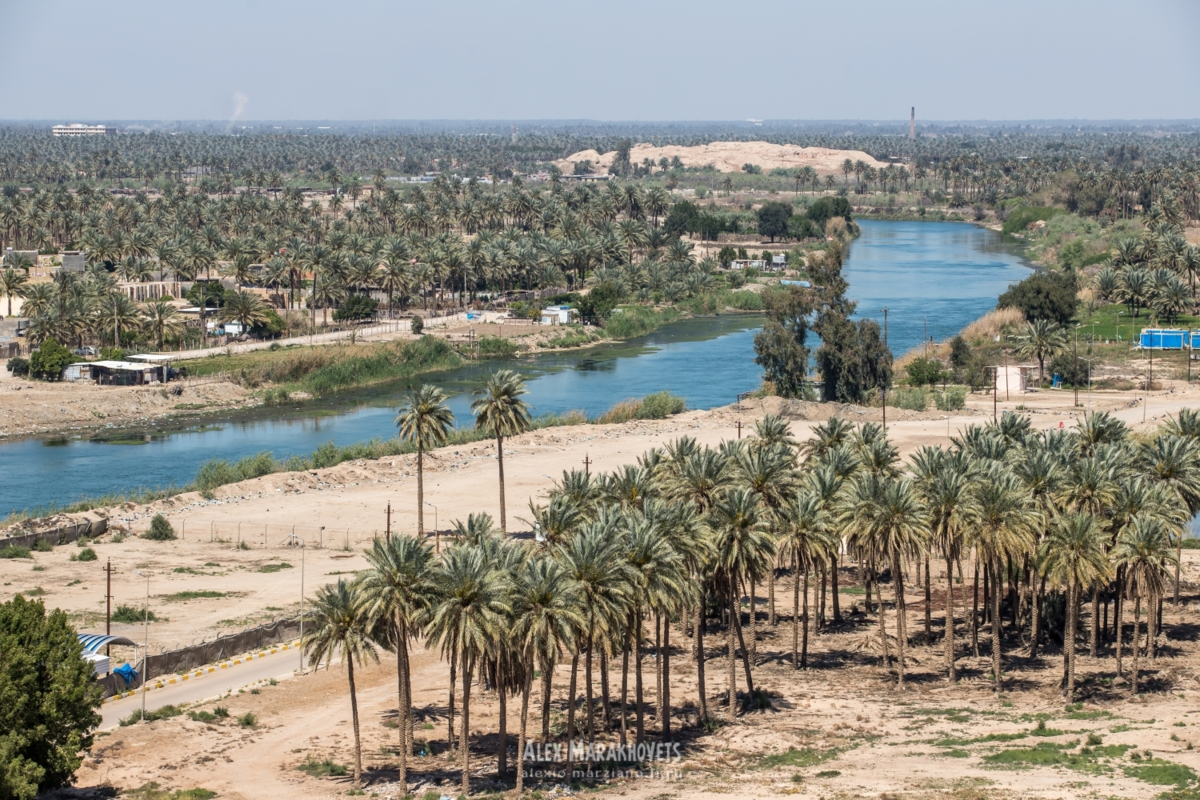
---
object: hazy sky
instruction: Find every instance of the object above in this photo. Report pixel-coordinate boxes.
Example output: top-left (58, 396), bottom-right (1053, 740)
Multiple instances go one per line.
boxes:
top-left (3, 0), bottom-right (1198, 122)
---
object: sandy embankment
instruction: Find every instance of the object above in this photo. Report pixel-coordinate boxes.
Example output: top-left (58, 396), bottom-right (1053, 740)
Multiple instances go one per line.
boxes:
top-left (554, 141), bottom-right (890, 175)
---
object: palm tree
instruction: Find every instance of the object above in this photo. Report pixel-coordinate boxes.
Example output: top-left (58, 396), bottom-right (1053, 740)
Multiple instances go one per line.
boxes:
top-left (358, 535), bottom-right (437, 790)
top-left (710, 488), bottom-right (772, 710)
top-left (510, 556), bottom-right (582, 791)
top-left (219, 289), bottom-right (270, 335)
top-left (302, 579), bottom-right (378, 786)
top-left (395, 385), bottom-right (455, 537)
top-left (965, 467), bottom-right (1040, 689)
top-left (96, 291), bottom-right (141, 349)
top-left (426, 545), bottom-right (510, 796)
top-left (1039, 512), bottom-right (1112, 700)
top-left (1139, 434), bottom-right (1200, 605)
top-left (778, 491), bottom-right (835, 670)
top-left (1013, 319), bottom-right (1067, 384)
top-left (471, 369), bottom-right (532, 534)
top-left (1112, 515), bottom-right (1178, 695)
top-left (843, 474), bottom-right (929, 687)
top-left (1, 267), bottom-right (29, 317)
top-left (142, 297), bottom-right (183, 350)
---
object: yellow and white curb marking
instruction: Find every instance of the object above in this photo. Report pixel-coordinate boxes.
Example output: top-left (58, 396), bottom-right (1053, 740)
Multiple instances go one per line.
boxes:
top-left (102, 640), bottom-right (298, 703)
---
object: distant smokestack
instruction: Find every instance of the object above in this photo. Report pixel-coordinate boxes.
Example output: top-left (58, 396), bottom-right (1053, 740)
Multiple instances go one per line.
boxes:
top-left (910, 107), bottom-right (915, 140)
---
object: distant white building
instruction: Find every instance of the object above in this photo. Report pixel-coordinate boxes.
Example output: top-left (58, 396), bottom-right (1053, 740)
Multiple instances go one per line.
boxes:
top-left (52, 124), bottom-right (117, 137)
top-left (729, 259), bottom-right (766, 270)
top-left (770, 254), bottom-right (788, 271)
top-left (540, 305), bottom-right (574, 325)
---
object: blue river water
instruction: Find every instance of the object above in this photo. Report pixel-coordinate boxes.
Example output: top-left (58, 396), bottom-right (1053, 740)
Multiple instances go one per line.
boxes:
top-left (0, 220), bottom-right (1033, 515)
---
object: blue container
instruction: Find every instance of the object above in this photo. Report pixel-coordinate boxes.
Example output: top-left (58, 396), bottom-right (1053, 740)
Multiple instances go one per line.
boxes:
top-left (1140, 328), bottom-right (1186, 349)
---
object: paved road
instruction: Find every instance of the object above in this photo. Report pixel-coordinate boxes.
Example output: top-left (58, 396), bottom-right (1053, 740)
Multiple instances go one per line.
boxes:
top-left (99, 645), bottom-right (306, 729)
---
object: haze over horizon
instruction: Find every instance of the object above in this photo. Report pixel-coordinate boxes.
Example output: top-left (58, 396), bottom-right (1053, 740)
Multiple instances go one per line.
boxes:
top-left (2, 0), bottom-right (1198, 124)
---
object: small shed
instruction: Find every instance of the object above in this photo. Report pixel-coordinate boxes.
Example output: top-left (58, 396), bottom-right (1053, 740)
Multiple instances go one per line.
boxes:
top-left (540, 305), bottom-right (574, 325)
top-left (1140, 328), bottom-right (1187, 350)
top-left (992, 365), bottom-right (1034, 395)
top-left (769, 254), bottom-right (788, 271)
top-left (77, 633), bottom-right (138, 677)
top-left (63, 362), bottom-right (94, 382)
top-left (89, 360), bottom-right (165, 386)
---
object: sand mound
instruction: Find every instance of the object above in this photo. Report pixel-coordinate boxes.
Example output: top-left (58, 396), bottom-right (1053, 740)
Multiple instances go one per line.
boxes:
top-left (554, 141), bottom-right (890, 175)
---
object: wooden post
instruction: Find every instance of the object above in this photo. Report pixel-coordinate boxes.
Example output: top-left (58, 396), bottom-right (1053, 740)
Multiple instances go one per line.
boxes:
top-left (386, 503), bottom-right (391, 542)
top-left (583, 454), bottom-right (591, 477)
top-left (105, 559), bottom-right (112, 658)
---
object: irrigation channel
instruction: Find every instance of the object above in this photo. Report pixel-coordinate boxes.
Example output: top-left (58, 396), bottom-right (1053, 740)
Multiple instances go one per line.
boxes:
top-left (0, 220), bottom-right (1032, 516)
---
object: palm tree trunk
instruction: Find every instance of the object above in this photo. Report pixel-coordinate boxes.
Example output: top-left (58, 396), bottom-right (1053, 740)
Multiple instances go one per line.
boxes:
top-left (540, 662), bottom-right (553, 743)
top-left (818, 562), bottom-right (827, 629)
top-left (496, 434), bottom-right (507, 534)
top-left (460, 652), bottom-right (472, 796)
top-left (1063, 583), bottom-right (1074, 699)
top-left (497, 672), bottom-right (508, 777)
top-left (727, 583), bottom-right (737, 711)
top-left (661, 615), bottom-right (671, 742)
top-left (566, 652), bottom-right (579, 756)
top-left (748, 577), bottom-right (757, 662)
top-left (448, 657), bottom-right (457, 753)
top-left (971, 561), bottom-right (980, 658)
top-left (416, 444), bottom-right (424, 536)
top-left (893, 554), bottom-right (907, 688)
top-left (802, 570), bottom-right (811, 669)
top-left (694, 603), bottom-right (708, 723)
top-left (990, 561), bottom-right (1003, 689)
top-left (1030, 573), bottom-right (1043, 658)
top-left (733, 595), bottom-right (755, 697)
top-left (792, 559), bottom-right (800, 670)
top-left (945, 556), bottom-right (956, 682)
top-left (1089, 586), bottom-right (1100, 657)
top-left (1131, 595), bottom-right (1142, 695)
top-left (924, 557), bottom-right (932, 645)
top-left (1115, 587), bottom-right (1125, 675)
top-left (620, 629), bottom-right (630, 745)
top-left (585, 637), bottom-right (595, 745)
top-left (348, 656), bottom-right (363, 785)
top-left (768, 564), bottom-right (777, 627)
top-left (396, 617), bottom-right (410, 789)
top-left (830, 555), bottom-right (841, 623)
top-left (654, 613), bottom-right (662, 726)
top-left (516, 669), bottom-right (531, 793)
top-left (599, 649), bottom-right (610, 733)
top-left (635, 610), bottom-right (645, 742)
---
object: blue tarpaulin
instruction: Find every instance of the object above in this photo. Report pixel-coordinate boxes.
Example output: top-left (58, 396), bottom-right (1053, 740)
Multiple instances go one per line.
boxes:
top-left (113, 663), bottom-right (138, 685)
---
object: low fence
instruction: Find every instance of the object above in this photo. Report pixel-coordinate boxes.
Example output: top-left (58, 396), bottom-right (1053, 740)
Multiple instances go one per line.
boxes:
top-left (126, 518), bottom-right (383, 550)
top-left (1, 519), bottom-right (107, 549)
top-left (100, 615), bottom-right (304, 698)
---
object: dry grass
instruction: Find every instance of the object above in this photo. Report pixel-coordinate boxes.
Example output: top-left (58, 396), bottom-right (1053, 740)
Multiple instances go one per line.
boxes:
top-left (961, 306), bottom-right (1026, 343)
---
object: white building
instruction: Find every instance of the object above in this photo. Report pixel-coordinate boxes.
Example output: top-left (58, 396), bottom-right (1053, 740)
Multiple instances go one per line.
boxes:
top-left (52, 124), bottom-right (117, 137)
top-left (540, 305), bottom-right (574, 325)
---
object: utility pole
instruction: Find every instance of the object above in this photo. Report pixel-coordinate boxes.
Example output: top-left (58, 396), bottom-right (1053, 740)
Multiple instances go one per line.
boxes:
top-left (105, 559), bottom-right (112, 659)
top-left (736, 420), bottom-right (743, 440)
top-left (992, 366), bottom-right (998, 422)
top-left (1145, 347), bottom-right (1153, 423)
top-left (1073, 326), bottom-right (1080, 407)
top-left (385, 502), bottom-right (391, 542)
top-left (582, 453), bottom-right (591, 477)
top-left (132, 569), bottom-right (149, 722)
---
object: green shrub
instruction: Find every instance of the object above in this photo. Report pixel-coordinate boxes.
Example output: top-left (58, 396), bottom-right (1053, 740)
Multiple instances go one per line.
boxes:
top-left (120, 705), bottom-right (182, 726)
top-left (594, 392), bottom-right (686, 424)
top-left (888, 387), bottom-right (929, 411)
top-left (477, 335), bottom-right (517, 358)
top-left (1002, 206), bottom-right (1063, 235)
top-left (111, 604), bottom-right (158, 623)
top-left (72, 547), bottom-right (98, 562)
top-left (6, 356), bottom-right (29, 377)
top-left (934, 387), bottom-right (967, 411)
top-left (29, 338), bottom-right (73, 380)
top-left (297, 756), bottom-right (348, 777)
top-left (409, 315), bottom-right (423, 335)
top-left (123, 783), bottom-right (217, 800)
top-left (237, 711), bottom-right (257, 728)
top-left (143, 515), bottom-right (176, 541)
top-left (905, 356), bottom-right (946, 386)
top-left (31, 539), bottom-right (53, 552)
top-left (0, 545), bottom-right (32, 559)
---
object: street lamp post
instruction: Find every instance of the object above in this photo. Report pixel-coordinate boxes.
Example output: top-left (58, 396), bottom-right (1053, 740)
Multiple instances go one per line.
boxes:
top-left (132, 569), bottom-right (150, 722)
top-left (285, 533), bottom-right (306, 673)
top-left (425, 502), bottom-right (439, 551)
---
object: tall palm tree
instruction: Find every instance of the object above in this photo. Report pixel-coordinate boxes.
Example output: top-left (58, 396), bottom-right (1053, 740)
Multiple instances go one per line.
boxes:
top-left (426, 545), bottom-right (510, 796)
top-left (141, 297), bottom-right (183, 350)
top-left (965, 467), bottom-right (1040, 689)
top-left (1139, 434), bottom-right (1200, 605)
top-left (778, 491), bottom-right (836, 670)
top-left (358, 535), bottom-right (437, 791)
top-left (1, 267), bottom-right (29, 317)
top-left (843, 474), bottom-right (929, 688)
top-left (710, 488), bottom-right (772, 710)
top-left (1013, 319), bottom-right (1066, 384)
top-left (395, 385), bottom-right (455, 536)
top-left (1039, 512), bottom-right (1112, 700)
top-left (301, 579), bottom-right (378, 786)
top-left (1112, 515), bottom-right (1178, 695)
top-left (471, 370), bottom-right (532, 534)
top-left (96, 291), bottom-right (140, 349)
top-left (219, 289), bottom-right (270, 335)
top-left (510, 556), bottom-right (582, 792)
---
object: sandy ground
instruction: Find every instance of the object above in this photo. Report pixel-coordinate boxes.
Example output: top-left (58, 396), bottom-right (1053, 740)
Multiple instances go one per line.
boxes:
top-left (15, 384), bottom-right (1200, 799)
top-left (554, 142), bottom-right (889, 175)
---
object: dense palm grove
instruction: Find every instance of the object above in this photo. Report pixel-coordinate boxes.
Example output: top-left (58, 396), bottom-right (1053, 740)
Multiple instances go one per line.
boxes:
top-left (305, 369), bottom-right (1195, 792)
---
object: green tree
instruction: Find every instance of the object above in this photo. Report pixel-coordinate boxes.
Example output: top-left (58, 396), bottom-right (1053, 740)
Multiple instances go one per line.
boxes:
top-left (302, 580), bottom-right (378, 786)
top-left (142, 298), bottom-right (182, 349)
top-left (1112, 514), bottom-right (1177, 695)
top-left (29, 338), bottom-right (73, 381)
top-left (753, 285), bottom-right (813, 398)
top-left (1039, 512), bottom-right (1112, 700)
top-left (358, 535), bottom-right (437, 791)
top-left (219, 289), bottom-right (271, 335)
top-left (395, 385), bottom-right (455, 536)
top-left (426, 545), bottom-right (510, 796)
top-left (905, 356), bottom-right (946, 387)
top-left (0, 596), bottom-right (103, 800)
top-left (471, 370), bottom-right (532, 534)
top-left (756, 201), bottom-right (793, 243)
top-left (1, 267), bottom-right (29, 317)
top-left (997, 270), bottom-right (1078, 326)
